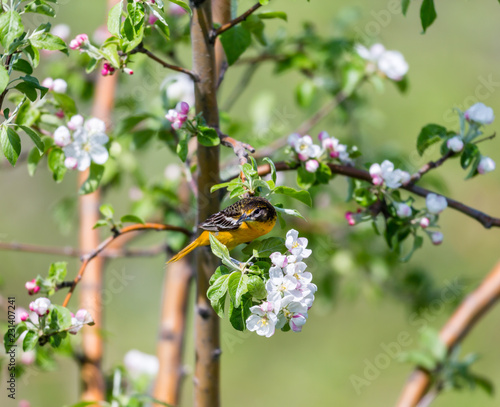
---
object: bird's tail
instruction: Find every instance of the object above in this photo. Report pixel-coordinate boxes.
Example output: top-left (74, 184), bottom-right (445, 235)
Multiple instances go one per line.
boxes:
top-left (167, 239), bottom-right (201, 264)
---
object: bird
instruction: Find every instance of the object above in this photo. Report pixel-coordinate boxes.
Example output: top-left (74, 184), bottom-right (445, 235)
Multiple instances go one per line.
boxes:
top-left (167, 196), bottom-right (277, 264)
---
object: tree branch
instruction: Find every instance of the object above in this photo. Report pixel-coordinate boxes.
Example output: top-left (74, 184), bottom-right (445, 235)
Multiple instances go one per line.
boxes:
top-left (61, 223), bottom-right (191, 308)
top-left (218, 130), bottom-right (255, 165)
top-left (406, 150), bottom-right (454, 186)
top-left (0, 241), bottom-right (169, 258)
top-left (395, 260), bottom-right (500, 407)
top-left (253, 161), bottom-right (500, 229)
top-left (209, 2), bottom-right (262, 42)
top-left (132, 44), bottom-right (199, 82)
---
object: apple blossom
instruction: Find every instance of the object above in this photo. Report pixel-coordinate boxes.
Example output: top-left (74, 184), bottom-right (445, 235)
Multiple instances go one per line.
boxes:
top-left (285, 229), bottom-right (312, 260)
top-left (305, 159), bottom-right (319, 173)
top-left (29, 297), bottom-right (51, 316)
top-left (169, 3), bottom-right (187, 15)
top-left (355, 43), bottom-right (386, 62)
top-left (64, 157), bottom-right (78, 170)
top-left (67, 114), bottom-right (84, 131)
top-left (270, 252), bottom-right (288, 268)
top-left (345, 211), bottom-right (356, 226)
top-left (446, 136), bottom-right (464, 152)
top-left (287, 133), bottom-right (301, 148)
top-left (20, 350), bottom-right (36, 365)
top-left (53, 126), bottom-right (71, 147)
top-left (165, 74), bottom-right (195, 106)
top-left (430, 231), bottom-right (444, 245)
top-left (426, 193), bottom-right (448, 214)
top-left (63, 118), bottom-right (109, 171)
top-left (41, 77), bottom-right (54, 89)
top-left (166, 101), bottom-right (189, 130)
top-left (246, 305), bottom-right (278, 337)
top-left (69, 309), bottom-right (94, 334)
top-left (69, 33), bottom-right (89, 50)
top-left (19, 311), bottom-right (29, 322)
top-left (464, 103), bottom-right (495, 125)
top-left (51, 24), bottom-right (71, 41)
top-left (396, 203), bottom-right (412, 218)
top-left (25, 279), bottom-right (40, 295)
top-left (318, 131), bottom-right (330, 141)
top-left (377, 50), bottom-right (409, 81)
top-left (294, 135), bottom-right (321, 161)
top-left (478, 156), bottom-right (496, 174)
top-left (52, 79), bottom-right (67, 93)
top-left (420, 217), bottom-right (430, 228)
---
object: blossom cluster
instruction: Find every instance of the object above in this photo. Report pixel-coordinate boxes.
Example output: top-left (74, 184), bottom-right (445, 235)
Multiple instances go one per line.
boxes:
top-left (288, 131), bottom-right (354, 173)
top-left (355, 43), bottom-right (409, 81)
top-left (69, 33), bottom-right (89, 51)
top-left (41, 77), bottom-right (68, 93)
top-left (246, 230), bottom-right (317, 337)
top-left (369, 160), bottom-right (410, 189)
top-left (52, 116), bottom-right (109, 171)
top-left (166, 101), bottom-right (190, 130)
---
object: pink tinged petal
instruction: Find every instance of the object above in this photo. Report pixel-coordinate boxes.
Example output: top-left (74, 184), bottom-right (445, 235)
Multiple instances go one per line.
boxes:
top-left (431, 231), bottom-right (444, 245)
top-left (166, 110), bottom-right (178, 122)
top-left (420, 217), bottom-right (430, 228)
top-left (89, 144), bottom-right (109, 165)
top-left (41, 77), bottom-right (54, 90)
top-left (318, 131), bottom-right (329, 141)
top-left (64, 157), bottom-right (78, 170)
top-left (305, 159), bottom-right (319, 173)
top-left (177, 101), bottom-right (190, 115)
top-left (68, 114), bottom-right (84, 130)
top-left (287, 133), bottom-right (300, 147)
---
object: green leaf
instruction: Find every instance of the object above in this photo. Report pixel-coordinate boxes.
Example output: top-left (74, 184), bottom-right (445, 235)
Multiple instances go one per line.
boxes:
top-left (18, 125), bottom-right (44, 152)
top-left (263, 157), bottom-right (276, 185)
top-left (259, 0), bottom-right (270, 4)
top-left (258, 11), bottom-right (287, 21)
top-left (115, 113), bottom-right (152, 135)
top-left (208, 273), bottom-right (230, 301)
top-left (273, 186), bottom-right (312, 206)
top-left (296, 166), bottom-right (316, 189)
top-left (401, 0), bottom-right (410, 15)
top-left (242, 236), bottom-right (285, 257)
top-left (0, 10), bottom-right (24, 50)
top-left (48, 262), bottom-right (67, 281)
top-left (342, 64), bottom-right (364, 96)
top-left (421, 328), bottom-right (447, 362)
top-left (25, 1), bottom-right (56, 16)
top-left (168, 0), bottom-right (192, 16)
top-left (52, 93), bottom-right (77, 117)
top-left (401, 235), bottom-right (423, 262)
top-left (399, 350), bottom-right (437, 371)
top-left (93, 219), bottom-right (109, 229)
top-left (229, 186), bottom-right (247, 199)
top-left (176, 134), bottom-right (188, 162)
top-left (30, 33), bottom-right (68, 54)
top-left (208, 233), bottom-right (234, 269)
top-left (247, 275), bottom-right (267, 299)
top-left (274, 206), bottom-right (307, 221)
top-left (108, 0), bottom-right (123, 37)
top-left (198, 126), bottom-right (220, 147)
top-left (228, 271), bottom-right (242, 304)
top-left (48, 148), bottom-right (66, 182)
top-left (228, 295), bottom-right (252, 331)
top-left (120, 214), bottom-right (145, 224)
top-left (99, 43), bottom-right (121, 68)
top-left (15, 81), bottom-right (37, 102)
top-left (146, 2), bottom-right (168, 26)
top-left (420, 0), bottom-right (437, 33)
top-left (210, 181), bottom-right (232, 193)
top-left (416, 124), bottom-right (447, 156)
top-left (23, 331), bottom-right (38, 352)
top-left (0, 65), bottom-right (9, 93)
top-left (12, 59), bottom-right (33, 75)
top-left (0, 126), bottom-right (21, 166)
top-left (235, 274), bottom-right (248, 306)
top-left (99, 204), bottom-right (114, 219)
top-left (295, 80), bottom-right (316, 108)
top-left (79, 163), bottom-right (105, 194)
top-left (220, 25), bottom-right (252, 66)
top-left (27, 146), bottom-right (42, 176)
top-left (460, 143), bottom-right (479, 169)
top-left (48, 305), bottom-right (73, 330)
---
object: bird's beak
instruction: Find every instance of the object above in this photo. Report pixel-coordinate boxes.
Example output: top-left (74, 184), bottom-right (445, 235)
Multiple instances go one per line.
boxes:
top-left (238, 213), bottom-right (250, 223)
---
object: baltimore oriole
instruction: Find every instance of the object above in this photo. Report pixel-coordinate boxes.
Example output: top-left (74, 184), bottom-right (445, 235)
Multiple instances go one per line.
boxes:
top-left (167, 196), bottom-right (277, 264)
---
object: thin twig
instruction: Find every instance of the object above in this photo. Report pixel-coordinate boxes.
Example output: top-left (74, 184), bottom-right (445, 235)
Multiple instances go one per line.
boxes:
top-left (405, 150), bottom-right (454, 186)
top-left (0, 241), bottom-right (169, 258)
top-left (61, 223), bottom-right (191, 307)
top-left (210, 2), bottom-right (263, 42)
top-left (473, 132), bottom-right (496, 144)
top-left (132, 44), bottom-right (199, 82)
top-left (218, 129), bottom-right (255, 166)
top-left (395, 260), bottom-right (500, 407)
top-left (252, 161), bottom-right (500, 229)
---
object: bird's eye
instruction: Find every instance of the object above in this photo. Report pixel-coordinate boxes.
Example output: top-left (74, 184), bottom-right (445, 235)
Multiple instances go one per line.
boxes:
top-left (253, 208), bottom-right (263, 217)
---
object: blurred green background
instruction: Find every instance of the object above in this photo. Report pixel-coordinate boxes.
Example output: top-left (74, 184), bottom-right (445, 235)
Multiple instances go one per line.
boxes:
top-left (2, 0), bottom-right (500, 406)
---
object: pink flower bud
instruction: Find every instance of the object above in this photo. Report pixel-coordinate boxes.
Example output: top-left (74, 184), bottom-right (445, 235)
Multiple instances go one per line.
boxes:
top-left (177, 101), bottom-right (190, 115)
top-left (101, 67), bottom-right (109, 76)
top-left (305, 159), bottom-right (319, 173)
top-left (478, 156), bottom-right (495, 174)
top-left (420, 217), bottom-right (430, 228)
top-left (123, 68), bottom-right (134, 75)
top-left (372, 174), bottom-right (383, 186)
top-left (64, 157), bottom-right (78, 170)
top-left (41, 77), bottom-right (54, 90)
top-left (25, 279), bottom-right (39, 295)
top-left (345, 211), bottom-right (356, 226)
top-left (19, 311), bottom-right (29, 322)
top-left (329, 150), bottom-right (339, 159)
top-left (148, 14), bottom-right (158, 24)
top-left (318, 131), bottom-right (329, 141)
top-left (297, 153), bottom-right (308, 162)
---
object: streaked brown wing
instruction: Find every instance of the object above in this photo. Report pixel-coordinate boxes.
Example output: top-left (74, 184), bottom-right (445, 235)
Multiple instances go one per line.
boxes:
top-left (199, 202), bottom-right (243, 231)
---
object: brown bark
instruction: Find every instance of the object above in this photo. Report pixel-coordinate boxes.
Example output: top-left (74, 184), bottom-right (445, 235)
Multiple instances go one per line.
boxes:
top-left (395, 260), bottom-right (500, 407)
top-left (78, 1), bottom-right (119, 400)
top-left (190, 1), bottom-right (222, 406)
top-left (153, 256), bottom-right (193, 406)
top-left (212, 0), bottom-right (231, 81)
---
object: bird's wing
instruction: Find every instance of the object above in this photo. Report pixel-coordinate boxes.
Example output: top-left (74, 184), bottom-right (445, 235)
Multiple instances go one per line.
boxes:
top-left (199, 204), bottom-right (242, 231)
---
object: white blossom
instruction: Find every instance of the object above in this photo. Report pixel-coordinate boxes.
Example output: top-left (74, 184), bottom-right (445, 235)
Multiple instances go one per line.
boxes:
top-left (285, 229), bottom-right (312, 260)
top-left (53, 126), bottom-right (71, 147)
top-left (377, 50), bottom-right (409, 81)
top-left (165, 74), bottom-right (194, 106)
top-left (270, 252), bottom-right (288, 268)
top-left (287, 133), bottom-right (301, 148)
top-left (446, 136), bottom-right (464, 152)
top-left (246, 304), bottom-right (278, 337)
top-left (67, 114), bottom-right (84, 131)
top-left (68, 309), bottom-right (94, 335)
top-left (396, 203), bottom-right (412, 218)
top-left (426, 193), bottom-right (448, 214)
top-left (370, 160), bottom-right (410, 188)
top-left (430, 231), bottom-right (443, 245)
top-left (478, 156), bottom-right (496, 174)
top-left (294, 135), bottom-right (321, 161)
top-left (464, 103), bottom-right (495, 125)
top-left (29, 297), bottom-right (51, 316)
top-left (52, 79), bottom-right (68, 93)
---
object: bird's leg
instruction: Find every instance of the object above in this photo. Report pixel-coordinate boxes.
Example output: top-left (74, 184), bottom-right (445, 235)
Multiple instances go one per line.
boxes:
top-left (230, 257), bottom-right (254, 268)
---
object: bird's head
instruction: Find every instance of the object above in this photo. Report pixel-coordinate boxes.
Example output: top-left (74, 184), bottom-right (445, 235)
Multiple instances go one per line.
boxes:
top-left (237, 197), bottom-right (277, 224)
